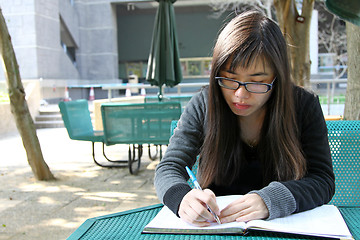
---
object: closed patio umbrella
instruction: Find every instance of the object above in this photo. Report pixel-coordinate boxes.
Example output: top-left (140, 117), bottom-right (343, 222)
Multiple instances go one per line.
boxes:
top-left (146, 0), bottom-right (182, 101)
top-left (326, 0), bottom-right (360, 26)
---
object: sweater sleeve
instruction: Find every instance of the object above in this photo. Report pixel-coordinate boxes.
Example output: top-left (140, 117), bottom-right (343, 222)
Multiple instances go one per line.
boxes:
top-left (250, 182), bottom-right (296, 220)
top-left (280, 90), bottom-right (335, 213)
top-left (252, 88), bottom-right (335, 219)
top-left (154, 88), bottom-right (207, 215)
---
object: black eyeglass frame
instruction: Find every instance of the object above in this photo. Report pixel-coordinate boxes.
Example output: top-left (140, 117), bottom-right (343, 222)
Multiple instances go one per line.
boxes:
top-left (215, 77), bottom-right (277, 93)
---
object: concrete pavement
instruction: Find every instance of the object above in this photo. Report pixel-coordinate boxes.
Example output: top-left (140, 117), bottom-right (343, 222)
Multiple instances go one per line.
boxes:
top-left (0, 128), bottom-right (161, 240)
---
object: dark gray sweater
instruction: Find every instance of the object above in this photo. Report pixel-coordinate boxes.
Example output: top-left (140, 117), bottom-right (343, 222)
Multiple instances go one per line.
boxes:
top-left (154, 86), bottom-right (335, 220)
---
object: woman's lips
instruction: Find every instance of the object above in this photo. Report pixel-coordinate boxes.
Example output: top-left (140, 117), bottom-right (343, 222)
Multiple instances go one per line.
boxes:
top-left (233, 103), bottom-right (251, 110)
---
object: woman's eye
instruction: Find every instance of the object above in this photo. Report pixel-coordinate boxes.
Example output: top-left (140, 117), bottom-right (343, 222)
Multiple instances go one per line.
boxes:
top-left (251, 79), bottom-right (266, 83)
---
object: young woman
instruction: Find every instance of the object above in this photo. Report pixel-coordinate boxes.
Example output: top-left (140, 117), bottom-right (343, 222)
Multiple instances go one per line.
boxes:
top-left (155, 11), bottom-right (335, 227)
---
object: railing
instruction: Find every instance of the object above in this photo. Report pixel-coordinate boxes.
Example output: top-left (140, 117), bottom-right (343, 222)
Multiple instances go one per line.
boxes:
top-left (102, 82), bottom-right (208, 101)
top-left (100, 78), bottom-right (346, 115)
top-left (309, 78), bottom-right (347, 115)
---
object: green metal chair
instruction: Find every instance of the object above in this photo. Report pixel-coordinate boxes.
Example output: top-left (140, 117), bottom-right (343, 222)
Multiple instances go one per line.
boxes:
top-left (101, 101), bottom-right (182, 174)
top-left (327, 120), bottom-right (360, 206)
top-left (171, 120), bottom-right (360, 207)
top-left (59, 99), bottom-right (127, 169)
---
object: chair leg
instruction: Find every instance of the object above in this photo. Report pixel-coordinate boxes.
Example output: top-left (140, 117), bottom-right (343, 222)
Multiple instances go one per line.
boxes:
top-left (102, 143), bottom-right (128, 163)
top-left (128, 144), bottom-right (142, 175)
top-left (148, 144), bottom-right (159, 160)
top-left (91, 142), bottom-right (127, 168)
top-left (159, 145), bottom-right (163, 160)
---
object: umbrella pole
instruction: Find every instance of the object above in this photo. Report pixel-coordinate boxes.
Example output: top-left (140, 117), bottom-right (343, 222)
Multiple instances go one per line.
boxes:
top-left (158, 85), bottom-right (163, 102)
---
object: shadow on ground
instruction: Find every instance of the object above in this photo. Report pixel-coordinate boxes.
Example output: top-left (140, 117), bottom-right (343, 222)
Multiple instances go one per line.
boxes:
top-left (0, 128), bottom-right (160, 240)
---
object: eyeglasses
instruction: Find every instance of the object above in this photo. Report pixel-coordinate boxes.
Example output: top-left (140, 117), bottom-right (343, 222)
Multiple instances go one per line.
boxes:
top-left (216, 77), bottom-right (276, 93)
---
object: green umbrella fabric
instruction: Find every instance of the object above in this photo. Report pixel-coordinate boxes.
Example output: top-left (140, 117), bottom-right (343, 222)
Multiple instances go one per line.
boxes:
top-left (146, 0), bottom-right (183, 100)
top-left (326, 0), bottom-right (360, 26)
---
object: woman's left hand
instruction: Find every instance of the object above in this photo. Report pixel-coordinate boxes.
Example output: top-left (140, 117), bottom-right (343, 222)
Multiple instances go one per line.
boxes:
top-left (219, 193), bottom-right (269, 223)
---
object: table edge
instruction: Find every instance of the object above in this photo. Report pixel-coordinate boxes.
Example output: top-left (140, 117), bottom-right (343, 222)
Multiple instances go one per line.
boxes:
top-left (66, 203), bottom-right (163, 240)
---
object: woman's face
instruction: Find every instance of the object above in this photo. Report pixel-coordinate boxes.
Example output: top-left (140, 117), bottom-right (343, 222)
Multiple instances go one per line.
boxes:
top-left (219, 57), bottom-right (276, 120)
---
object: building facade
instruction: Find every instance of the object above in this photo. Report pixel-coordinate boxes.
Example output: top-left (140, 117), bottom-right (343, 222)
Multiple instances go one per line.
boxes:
top-left (0, 0), bottom-right (121, 100)
top-left (0, 0), bottom-right (324, 102)
top-left (0, 0), bottom-right (230, 101)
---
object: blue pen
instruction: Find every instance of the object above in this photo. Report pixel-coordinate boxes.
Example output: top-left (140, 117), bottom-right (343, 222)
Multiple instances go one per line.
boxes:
top-left (185, 166), bottom-right (221, 224)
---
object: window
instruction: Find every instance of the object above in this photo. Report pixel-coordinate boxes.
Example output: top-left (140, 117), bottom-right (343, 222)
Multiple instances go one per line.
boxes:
top-left (60, 16), bottom-right (77, 65)
top-left (180, 57), bottom-right (212, 78)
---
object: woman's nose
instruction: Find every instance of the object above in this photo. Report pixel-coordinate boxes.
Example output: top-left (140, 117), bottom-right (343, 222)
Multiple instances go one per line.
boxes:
top-left (234, 85), bottom-right (250, 99)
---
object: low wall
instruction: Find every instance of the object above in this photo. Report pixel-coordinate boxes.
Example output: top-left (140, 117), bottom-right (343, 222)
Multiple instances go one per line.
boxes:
top-left (0, 102), bottom-right (17, 136)
top-left (93, 96), bottom-right (145, 131)
top-left (0, 80), bottom-right (41, 135)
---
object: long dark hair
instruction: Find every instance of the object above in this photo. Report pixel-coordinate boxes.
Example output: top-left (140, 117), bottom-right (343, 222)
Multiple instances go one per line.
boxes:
top-left (199, 11), bottom-right (306, 187)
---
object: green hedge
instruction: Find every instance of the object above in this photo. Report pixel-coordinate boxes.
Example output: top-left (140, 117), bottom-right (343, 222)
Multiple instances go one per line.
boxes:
top-left (319, 95), bottom-right (346, 104)
top-left (0, 92), bottom-right (9, 103)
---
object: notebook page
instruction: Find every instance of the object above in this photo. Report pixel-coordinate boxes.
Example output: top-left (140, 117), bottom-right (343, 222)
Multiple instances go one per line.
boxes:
top-left (144, 195), bottom-right (246, 231)
top-left (247, 205), bottom-right (352, 239)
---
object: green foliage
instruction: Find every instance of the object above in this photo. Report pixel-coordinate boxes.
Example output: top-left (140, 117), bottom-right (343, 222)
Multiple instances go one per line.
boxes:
top-left (0, 91), bottom-right (9, 103)
top-left (319, 95), bottom-right (346, 104)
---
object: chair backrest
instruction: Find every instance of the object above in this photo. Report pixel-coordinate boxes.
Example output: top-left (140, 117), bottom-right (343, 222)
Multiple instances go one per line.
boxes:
top-left (171, 120), bottom-right (360, 206)
top-left (170, 119), bottom-right (178, 136)
top-left (327, 120), bottom-right (360, 207)
top-left (59, 100), bottom-right (94, 140)
top-left (101, 102), bottom-right (181, 146)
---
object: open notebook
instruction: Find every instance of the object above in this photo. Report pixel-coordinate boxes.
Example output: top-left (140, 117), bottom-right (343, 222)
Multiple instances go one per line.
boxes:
top-left (143, 195), bottom-right (353, 239)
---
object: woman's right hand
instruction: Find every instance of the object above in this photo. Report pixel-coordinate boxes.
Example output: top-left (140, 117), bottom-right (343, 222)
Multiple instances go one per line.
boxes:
top-left (178, 188), bottom-right (220, 227)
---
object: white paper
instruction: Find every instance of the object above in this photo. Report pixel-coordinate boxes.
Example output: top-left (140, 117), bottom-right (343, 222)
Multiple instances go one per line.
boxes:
top-left (145, 195), bottom-right (246, 230)
top-left (143, 195), bottom-right (353, 239)
top-left (248, 205), bottom-right (353, 239)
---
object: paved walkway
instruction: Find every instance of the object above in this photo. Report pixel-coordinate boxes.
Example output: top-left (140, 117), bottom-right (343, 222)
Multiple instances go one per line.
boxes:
top-left (0, 128), bottom-right (161, 240)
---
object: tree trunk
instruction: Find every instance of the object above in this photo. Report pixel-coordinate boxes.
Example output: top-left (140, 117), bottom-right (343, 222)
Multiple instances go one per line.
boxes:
top-left (0, 9), bottom-right (55, 180)
top-left (273, 0), bottom-right (314, 87)
top-left (344, 22), bottom-right (360, 120)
